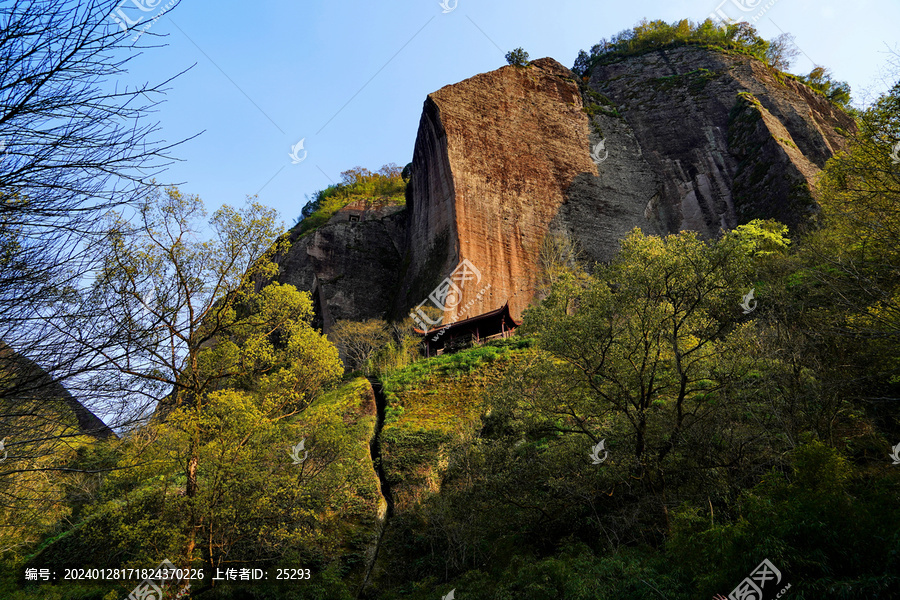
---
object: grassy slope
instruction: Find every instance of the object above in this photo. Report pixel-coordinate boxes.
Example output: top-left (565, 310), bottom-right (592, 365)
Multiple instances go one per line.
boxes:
top-left (379, 341), bottom-right (530, 510)
top-left (366, 340), bottom-right (531, 594)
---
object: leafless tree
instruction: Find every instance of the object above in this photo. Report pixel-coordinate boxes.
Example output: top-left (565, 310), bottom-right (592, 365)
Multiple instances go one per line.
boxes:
top-left (329, 319), bottom-right (391, 373)
top-left (0, 0), bottom-right (192, 550)
top-left (765, 32), bottom-right (801, 71)
top-left (0, 0), bottom-right (192, 414)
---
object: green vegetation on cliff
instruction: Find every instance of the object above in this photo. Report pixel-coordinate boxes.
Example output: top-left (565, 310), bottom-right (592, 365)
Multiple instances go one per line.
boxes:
top-left (296, 164), bottom-right (407, 235)
top-left (573, 19), bottom-right (796, 75)
top-left (362, 214), bottom-right (900, 598)
top-left (573, 19), bottom-right (853, 109)
top-left (359, 82), bottom-right (900, 599)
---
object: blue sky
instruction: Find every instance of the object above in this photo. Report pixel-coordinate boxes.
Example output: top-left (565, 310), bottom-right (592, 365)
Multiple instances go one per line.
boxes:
top-left (118, 0), bottom-right (900, 227)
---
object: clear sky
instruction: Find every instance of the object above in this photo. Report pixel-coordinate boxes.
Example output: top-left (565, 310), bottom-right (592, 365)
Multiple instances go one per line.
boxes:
top-left (117, 0), bottom-right (900, 227)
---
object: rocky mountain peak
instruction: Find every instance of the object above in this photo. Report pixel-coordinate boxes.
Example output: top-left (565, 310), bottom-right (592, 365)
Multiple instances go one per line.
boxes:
top-left (277, 47), bottom-right (853, 330)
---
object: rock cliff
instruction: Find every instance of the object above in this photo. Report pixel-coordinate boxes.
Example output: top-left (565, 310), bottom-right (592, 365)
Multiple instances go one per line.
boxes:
top-left (0, 342), bottom-right (116, 440)
top-left (399, 58), bottom-right (597, 322)
top-left (586, 46), bottom-right (852, 236)
top-left (277, 48), bottom-right (853, 329)
top-left (277, 203), bottom-right (407, 331)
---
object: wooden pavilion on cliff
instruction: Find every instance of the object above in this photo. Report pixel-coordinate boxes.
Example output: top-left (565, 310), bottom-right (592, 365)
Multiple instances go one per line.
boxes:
top-left (416, 301), bottom-right (520, 357)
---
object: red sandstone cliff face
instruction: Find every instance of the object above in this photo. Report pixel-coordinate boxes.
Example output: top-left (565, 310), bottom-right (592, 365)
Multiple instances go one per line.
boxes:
top-left (402, 58), bottom-right (597, 322)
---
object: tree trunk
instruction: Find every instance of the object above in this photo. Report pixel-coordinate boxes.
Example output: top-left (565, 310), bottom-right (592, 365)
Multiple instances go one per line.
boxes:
top-left (183, 447), bottom-right (198, 567)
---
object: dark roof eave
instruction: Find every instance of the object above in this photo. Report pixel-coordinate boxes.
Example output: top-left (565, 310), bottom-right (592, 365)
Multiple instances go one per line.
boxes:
top-left (413, 301), bottom-right (519, 337)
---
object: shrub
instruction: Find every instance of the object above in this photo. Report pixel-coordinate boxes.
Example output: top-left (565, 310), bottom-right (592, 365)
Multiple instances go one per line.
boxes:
top-left (505, 47), bottom-right (530, 67)
top-left (797, 66), bottom-right (852, 107)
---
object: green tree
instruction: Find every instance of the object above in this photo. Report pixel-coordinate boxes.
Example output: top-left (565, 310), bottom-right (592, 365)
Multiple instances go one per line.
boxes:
top-left (798, 66), bottom-right (852, 107)
top-left (371, 318), bottom-right (422, 373)
top-left (519, 224), bottom-right (788, 528)
top-left (25, 331), bottom-right (353, 597)
top-left (89, 186), bottom-right (285, 410)
top-left (669, 440), bottom-right (900, 596)
top-left (792, 80), bottom-right (900, 416)
top-left (87, 186), bottom-right (345, 572)
top-left (505, 47), bottom-right (530, 67)
top-left (114, 283), bottom-right (343, 581)
top-left (813, 81), bottom-right (899, 350)
top-left (328, 319), bottom-right (390, 373)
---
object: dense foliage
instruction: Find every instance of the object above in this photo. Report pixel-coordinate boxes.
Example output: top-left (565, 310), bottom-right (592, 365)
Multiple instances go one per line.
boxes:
top-left (352, 83), bottom-right (900, 598)
top-left (297, 164), bottom-right (406, 235)
top-left (573, 19), bottom-right (800, 78)
top-left (9, 284), bottom-right (353, 599)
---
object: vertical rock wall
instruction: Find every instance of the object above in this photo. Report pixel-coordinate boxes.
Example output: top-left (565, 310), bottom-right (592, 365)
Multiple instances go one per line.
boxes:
top-left (401, 50), bottom-right (852, 323)
top-left (402, 58), bottom-right (598, 322)
top-left (275, 49), bottom-right (853, 330)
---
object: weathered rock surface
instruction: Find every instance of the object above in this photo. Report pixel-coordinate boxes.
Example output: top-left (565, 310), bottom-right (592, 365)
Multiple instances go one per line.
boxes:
top-left (276, 203), bottom-right (407, 331)
top-left (399, 58), bottom-right (598, 322)
top-left (276, 48), bottom-right (852, 329)
top-left (587, 47), bottom-right (853, 238)
top-left (403, 49), bottom-right (853, 323)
